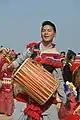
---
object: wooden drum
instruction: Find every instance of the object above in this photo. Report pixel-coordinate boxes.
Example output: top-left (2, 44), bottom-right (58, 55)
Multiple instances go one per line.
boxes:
top-left (13, 58), bottom-right (59, 105)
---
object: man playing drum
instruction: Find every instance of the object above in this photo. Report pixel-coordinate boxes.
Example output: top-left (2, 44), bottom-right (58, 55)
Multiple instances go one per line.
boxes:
top-left (2, 20), bottom-right (67, 120)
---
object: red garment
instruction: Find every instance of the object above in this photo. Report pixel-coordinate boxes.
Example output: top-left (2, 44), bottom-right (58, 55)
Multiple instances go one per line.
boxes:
top-left (26, 42), bottom-right (39, 49)
top-left (16, 93), bottom-right (43, 120)
top-left (24, 104), bottom-right (43, 120)
top-left (59, 105), bottom-right (80, 120)
top-left (0, 89), bottom-right (14, 116)
top-left (71, 62), bottom-right (80, 72)
top-left (69, 93), bottom-right (77, 113)
top-left (0, 58), bottom-right (12, 78)
top-left (16, 93), bottom-right (29, 103)
top-left (26, 42), bottom-right (55, 50)
top-left (29, 42), bottom-right (62, 68)
top-left (59, 94), bottom-right (80, 120)
top-left (24, 97), bottom-right (60, 120)
top-left (65, 114), bottom-right (80, 120)
top-left (58, 103), bottom-right (71, 120)
top-left (0, 58), bottom-right (14, 116)
top-left (34, 57), bottom-right (62, 68)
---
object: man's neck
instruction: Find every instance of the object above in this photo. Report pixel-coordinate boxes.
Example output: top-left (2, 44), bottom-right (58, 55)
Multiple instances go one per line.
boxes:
top-left (41, 41), bottom-right (52, 48)
top-left (40, 41), bottom-right (54, 51)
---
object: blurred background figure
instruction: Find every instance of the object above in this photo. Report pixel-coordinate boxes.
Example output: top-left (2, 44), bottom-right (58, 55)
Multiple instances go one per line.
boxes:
top-left (60, 51), bottom-right (66, 72)
top-left (73, 66), bottom-right (80, 103)
top-left (63, 50), bottom-right (76, 83)
top-left (0, 47), bottom-right (18, 116)
top-left (60, 51), bottom-right (66, 58)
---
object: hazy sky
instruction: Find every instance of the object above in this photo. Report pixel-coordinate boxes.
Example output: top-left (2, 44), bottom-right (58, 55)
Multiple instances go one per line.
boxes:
top-left (0, 0), bottom-right (80, 53)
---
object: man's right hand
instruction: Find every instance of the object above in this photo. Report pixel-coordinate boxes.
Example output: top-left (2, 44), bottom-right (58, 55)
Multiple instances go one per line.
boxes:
top-left (8, 63), bottom-right (15, 70)
top-left (1, 63), bottom-right (14, 72)
top-left (1, 63), bottom-right (9, 72)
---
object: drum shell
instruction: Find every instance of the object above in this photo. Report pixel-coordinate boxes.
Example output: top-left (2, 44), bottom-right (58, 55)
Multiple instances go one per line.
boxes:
top-left (13, 58), bottom-right (59, 105)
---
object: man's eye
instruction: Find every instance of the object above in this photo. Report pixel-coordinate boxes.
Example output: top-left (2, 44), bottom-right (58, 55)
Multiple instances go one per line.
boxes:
top-left (42, 30), bottom-right (51, 32)
top-left (48, 29), bottom-right (52, 32)
top-left (42, 29), bottom-right (46, 32)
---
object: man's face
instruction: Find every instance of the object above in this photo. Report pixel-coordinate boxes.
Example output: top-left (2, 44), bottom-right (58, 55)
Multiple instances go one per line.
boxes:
top-left (0, 50), bottom-right (7, 58)
top-left (41, 25), bottom-right (56, 43)
top-left (61, 53), bottom-right (65, 58)
top-left (71, 56), bottom-right (75, 63)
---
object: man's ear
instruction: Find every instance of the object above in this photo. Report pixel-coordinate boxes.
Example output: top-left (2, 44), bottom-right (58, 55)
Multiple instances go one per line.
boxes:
top-left (53, 32), bottom-right (56, 37)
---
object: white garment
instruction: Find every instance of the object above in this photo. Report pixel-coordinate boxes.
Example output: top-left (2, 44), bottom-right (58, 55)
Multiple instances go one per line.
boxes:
top-left (12, 101), bottom-right (27, 120)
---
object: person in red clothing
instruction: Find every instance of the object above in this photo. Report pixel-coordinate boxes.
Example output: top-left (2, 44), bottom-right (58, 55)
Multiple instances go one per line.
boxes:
top-left (0, 48), bottom-right (10, 79)
top-left (2, 21), bottom-right (67, 120)
top-left (64, 104), bottom-right (80, 120)
top-left (65, 114), bottom-right (80, 120)
top-left (0, 47), bottom-right (17, 116)
top-left (0, 48), bottom-right (7, 88)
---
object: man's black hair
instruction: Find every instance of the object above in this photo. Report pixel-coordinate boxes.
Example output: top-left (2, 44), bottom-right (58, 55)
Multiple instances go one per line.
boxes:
top-left (67, 50), bottom-right (76, 60)
top-left (42, 20), bottom-right (56, 33)
top-left (60, 51), bottom-right (66, 55)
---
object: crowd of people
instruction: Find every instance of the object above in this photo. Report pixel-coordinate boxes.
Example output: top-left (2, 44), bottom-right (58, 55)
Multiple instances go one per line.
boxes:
top-left (0, 20), bottom-right (80, 120)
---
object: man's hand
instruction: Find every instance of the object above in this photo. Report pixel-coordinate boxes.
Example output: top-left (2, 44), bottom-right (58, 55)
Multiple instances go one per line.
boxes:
top-left (1, 63), bottom-right (14, 72)
top-left (56, 93), bottom-right (62, 103)
top-left (1, 63), bottom-right (9, 71)
top-left (8, 63), bottom-right (15, 69)
top-left (56, 93), bottom-right (62, 109)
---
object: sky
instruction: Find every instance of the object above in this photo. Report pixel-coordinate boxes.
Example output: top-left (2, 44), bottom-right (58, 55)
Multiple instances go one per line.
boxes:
top-left (0, 0), bottom-right (80, 54)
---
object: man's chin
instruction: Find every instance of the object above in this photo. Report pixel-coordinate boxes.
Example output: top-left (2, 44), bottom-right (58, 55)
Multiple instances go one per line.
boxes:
top-left (43, 39), bottom-right (52, 43)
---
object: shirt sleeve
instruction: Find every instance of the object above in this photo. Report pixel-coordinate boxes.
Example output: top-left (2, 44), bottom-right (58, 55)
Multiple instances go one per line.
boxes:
top-left (12, 48), bottom-right (32, 68)
top-left (52, 68), bottom-right (67, 103)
